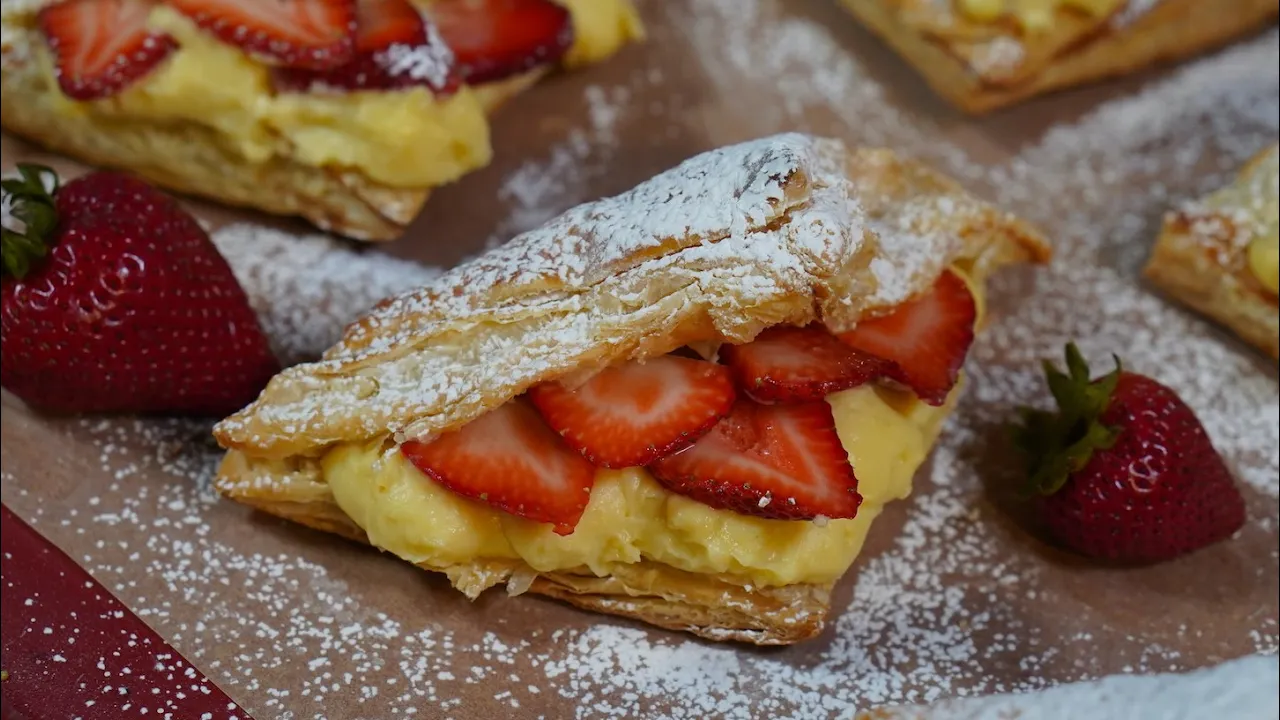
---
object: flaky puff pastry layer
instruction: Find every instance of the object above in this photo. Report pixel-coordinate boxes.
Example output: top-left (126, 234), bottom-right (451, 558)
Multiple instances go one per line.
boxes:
top-left (0, 0), bottom-right (639, 240)
top-left (1145, 145), bottom-right (1280, 360)
top-left (213, 134), bottom-right (1050, 644)
top-left (838, 0), bottom-right (1278, 114)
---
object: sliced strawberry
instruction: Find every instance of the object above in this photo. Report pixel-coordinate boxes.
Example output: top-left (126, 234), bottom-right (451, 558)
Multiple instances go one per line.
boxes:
top-left (720, 324), bottom-right (896, 403)
top-left (272, 0), bottom-right (460, 93)
top-left (400, 399), bottom-right (596, 535)
top-left (168, 0), bottom-right (356, 70)
top-left (648, 399), bottom-right (861, 521)
top-left (37, 0), bottom-right (178, 101)
top-left (527, 356), bottom-right (736, 469)
top-left (838, 270), bottom-right (977, 406)
top-left (424, 0), bottom-right (573, 85)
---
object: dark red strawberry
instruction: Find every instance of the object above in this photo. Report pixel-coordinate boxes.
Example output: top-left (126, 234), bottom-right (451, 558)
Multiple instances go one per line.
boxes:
top-left (720, 324), bottom-right (895, 403)
top-left (167, 0), bottom-right (356, 69)
top-left (400, 399), bottom-right (597, 535)
top-left (273, 0), bottom-right (461, 94)
top-left (838, 269), bottom-right (976, 406)
top-left (0, 164), bottom-right (279, 416)
top-left (37, 0), bottom-right (178, 101)
top-left (424, 0), bottom-right (573, 85)
top-left (648, 398), bottom-right (861, 521)
top-left (527, 356), bottom-right (736, 468)
top-left (1016, 344), bottom-right (1246, 564)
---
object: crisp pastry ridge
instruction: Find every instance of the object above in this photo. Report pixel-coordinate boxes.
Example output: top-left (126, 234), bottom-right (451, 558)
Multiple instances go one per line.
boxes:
top-left (838, 0), bottom-right (1279, 114)
top-left (0, 0), bottom-right (642, 240)
top-left (213, 133), bottom-right (1050, 644)
top-left (1145, 144), bottom-right (1280, 360)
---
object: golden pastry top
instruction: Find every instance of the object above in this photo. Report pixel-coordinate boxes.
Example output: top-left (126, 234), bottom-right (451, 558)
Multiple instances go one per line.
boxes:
top-left (213, 134), bottom-right (1049, 460)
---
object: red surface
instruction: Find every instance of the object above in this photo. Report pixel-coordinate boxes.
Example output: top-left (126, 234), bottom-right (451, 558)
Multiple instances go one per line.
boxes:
top-left (0, 504), bottom-right (252, 720)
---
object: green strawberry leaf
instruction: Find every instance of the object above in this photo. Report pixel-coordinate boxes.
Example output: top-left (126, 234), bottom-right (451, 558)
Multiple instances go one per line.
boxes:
top-left (1013, 343), bottom-right (1124, 498)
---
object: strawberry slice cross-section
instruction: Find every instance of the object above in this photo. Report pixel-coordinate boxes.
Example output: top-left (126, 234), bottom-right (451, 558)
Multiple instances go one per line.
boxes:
top-left (168, 0), bottom-right (357, 70)
top-left (648, 398), bottom-right (862, 521)
top-left (527, 355), bottom-right (737, 469)
top-left (838, 269), bottom-right (977, 406)
top-left (400, 399), bottom-right (597, 535)
top-left (273, 0), bottom-right (460, 93)
top-left (424, 0), bottom-right (573, 85)
top-left (37, 0), bottom-right (179, 101)
top-left (720, 324), bottom-right (896, 403)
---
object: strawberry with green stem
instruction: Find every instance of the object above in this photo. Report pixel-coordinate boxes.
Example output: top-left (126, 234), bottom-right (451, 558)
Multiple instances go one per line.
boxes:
top-left (1, 164), bottom-right (279, 416)
top-left (1016, 343), bottom-right (1246, 564)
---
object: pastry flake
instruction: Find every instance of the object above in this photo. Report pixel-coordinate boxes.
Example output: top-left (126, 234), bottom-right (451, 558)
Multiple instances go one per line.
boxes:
top-left (838, 0), bottom-right (1279, 114)
top-left (0, 0), bottom-right (642, 240)
top-left (212, 133), bottom-right (1050, 644)
top-left (1145, 144), bottom-right (1280, 359)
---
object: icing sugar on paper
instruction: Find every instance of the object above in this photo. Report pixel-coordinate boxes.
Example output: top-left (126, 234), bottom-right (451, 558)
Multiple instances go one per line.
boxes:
top-left (0, 3), bottom-right (1275, 719)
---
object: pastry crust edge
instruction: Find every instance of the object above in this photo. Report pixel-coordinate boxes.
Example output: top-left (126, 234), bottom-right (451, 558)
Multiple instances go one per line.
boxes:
top-left (838, 0), bottom-right (1279, 114)
top-left (1143, 148), bottom-right (1280, 360)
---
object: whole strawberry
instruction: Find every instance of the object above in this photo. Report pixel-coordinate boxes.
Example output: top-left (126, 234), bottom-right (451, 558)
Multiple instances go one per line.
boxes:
top-left (1016, 343), bottom-right (1245, 564)
top-left (1, 164), bottom-right (279, 415)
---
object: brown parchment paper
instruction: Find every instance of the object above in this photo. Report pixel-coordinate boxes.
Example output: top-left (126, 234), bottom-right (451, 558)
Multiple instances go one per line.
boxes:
top-left (2, 1), bottom-right (1278, 718)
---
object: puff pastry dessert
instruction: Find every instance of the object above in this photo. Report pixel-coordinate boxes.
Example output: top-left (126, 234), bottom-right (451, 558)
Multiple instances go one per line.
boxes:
top-left (837, 0), bottom-right (1279, 114)
top-left (0, 0), bottom-right (642, 240)
top-left (1145, 144), bottom-right (1279, 360)
top-left (212, 133), bottom-right (1050, 644)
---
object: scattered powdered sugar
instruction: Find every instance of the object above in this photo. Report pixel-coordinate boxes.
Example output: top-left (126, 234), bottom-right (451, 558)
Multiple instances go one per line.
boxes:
top-left (868, 654), bottom-right (1280, 719)
top-left (0, 0), bottom-right (47, 61)
top-left (379, 21), bottom-right (455, 92)
top-left (211, 224), bottom-right (442, 366)
top-left (967, 36), bottom-right (1026, 77)
top-left (0, 2), bottom-right (1276, 719)
top-left (487, 79), bottom-right (650, 247)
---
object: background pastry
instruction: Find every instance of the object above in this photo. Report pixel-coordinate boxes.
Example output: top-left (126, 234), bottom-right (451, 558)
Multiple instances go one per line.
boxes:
top-left (212, 133), bottom-right (1050, 644)
top-left (1145, 144), bottom-right (1279, 359)
top-left (0, 0), bottom-right (642, 240)
top-left (836, 0), bottom-right (1278, 113)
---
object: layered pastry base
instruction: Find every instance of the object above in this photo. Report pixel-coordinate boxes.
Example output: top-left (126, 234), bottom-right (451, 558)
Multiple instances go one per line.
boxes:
top-left (837, 0), bottom-right (1278, 113)
top-left (1145, 144), bottom-right (1279, 360)
top-left (213, 133), bottom-right (1050, 644)
top-left (0, 0), bottom-right (642, 240)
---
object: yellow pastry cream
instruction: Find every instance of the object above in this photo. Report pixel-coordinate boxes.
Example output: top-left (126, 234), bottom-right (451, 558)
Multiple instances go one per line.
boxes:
top-left (1198, 145), bottom-right (1280, 297)
top-left (557, 0), bottom-right (645, 68)
top-left (1243, 149), bottom-right (1279, 297)
top-left (325, 383), bottom-right (955, 588)
top-left (35, 1), bottom-right (642, 189)
top-left (322, 272), bottom-right (985, 589)
top-left (956, 0), bottom-right (1124, 31)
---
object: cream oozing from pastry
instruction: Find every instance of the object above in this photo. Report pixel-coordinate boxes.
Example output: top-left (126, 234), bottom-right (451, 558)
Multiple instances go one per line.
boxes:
top-left (324, 379), bottom-right (955, 588)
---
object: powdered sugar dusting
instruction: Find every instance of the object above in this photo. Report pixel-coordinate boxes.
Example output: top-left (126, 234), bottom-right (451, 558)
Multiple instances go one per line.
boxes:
top-left (379, 20), bottom-right (455, 91)
top-left (487, 80), bottom-right (647, 247)
top-left (212, 224), bottom-right (442, 366)
top-left (0, 2), bottom-right (1276, 718)
top-left (867, 654), bottom-right (1279, 719)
